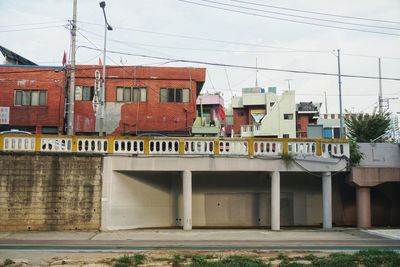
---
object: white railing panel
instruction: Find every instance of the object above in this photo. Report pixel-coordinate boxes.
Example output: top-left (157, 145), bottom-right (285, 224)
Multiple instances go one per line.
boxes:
top-left (219, 140), bottom-right (248, 155)
top-left (184, 140), bottom-right (214, 155)
top-left (149, 140), bottom-right (179, 155)
top-left (322, 142), bottom-right (349, 158)
top-left (41, 137), bottom-right (72, 152)
top-left (77, 138), bottom-right (108, 153)
top-left (113, 139), bottom-right (144, 154)
top-left (3, 136), bottom-right (35, 151)
top-left (254, 141), bottom-right (282, 156)
top-left (288, 141), bottom-right (317, 156)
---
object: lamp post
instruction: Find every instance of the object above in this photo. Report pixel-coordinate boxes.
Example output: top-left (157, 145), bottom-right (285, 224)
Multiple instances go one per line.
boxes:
top-left (99, 1), bottom-right (112, 136)
top-left (335, 49), bottom-right (344, 139)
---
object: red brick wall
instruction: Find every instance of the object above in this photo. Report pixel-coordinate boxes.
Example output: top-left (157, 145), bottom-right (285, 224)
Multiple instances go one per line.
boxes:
top-left (232, 108), bottom-right (249, 135)
top-left (0, 66), bottom-right (65, 133)
top-left (74, 65), bottom-right (206, 135)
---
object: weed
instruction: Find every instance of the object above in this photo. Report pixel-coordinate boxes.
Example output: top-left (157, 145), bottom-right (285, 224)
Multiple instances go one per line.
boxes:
top-left (279, 262), bottom-right (310, 267)
top-left (303, 254), bottom-right (317, 261)
top-left (191, 255), bottom-right (207, 265)
top-left (355, 249), bottom-right (400, 267)
top-left (170, 254), bottom-right (184, 267)
top-left (312, 253), bottom-right (356, 267)
top-left (132, 254), bottom-right (146, 265)
top-left (4, 259), bottom-right (15, 266)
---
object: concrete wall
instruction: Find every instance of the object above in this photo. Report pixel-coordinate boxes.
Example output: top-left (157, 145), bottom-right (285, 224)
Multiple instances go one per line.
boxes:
top-left (101, 169), bottom-right (350, 229)
top-left (359, 143), bottom-right (400, 168)
top-left (260, 91), bottom-right (296, 138)
top-left (0, 154), bottom-right (102, 231)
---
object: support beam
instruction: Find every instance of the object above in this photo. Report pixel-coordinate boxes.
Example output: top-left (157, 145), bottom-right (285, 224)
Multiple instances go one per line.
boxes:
top-left (322, 172), bottom-right (332, 229)
top-left (271, 171), bottom-right (280, 231)
top-left (182, 170), bottom-right (192, 230)
top-left (356, 187), bottom-right (371, 228)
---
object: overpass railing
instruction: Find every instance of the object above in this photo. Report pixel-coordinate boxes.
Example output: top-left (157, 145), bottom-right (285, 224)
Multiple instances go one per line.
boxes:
top-left (0, 134), bottom-right (349, 159)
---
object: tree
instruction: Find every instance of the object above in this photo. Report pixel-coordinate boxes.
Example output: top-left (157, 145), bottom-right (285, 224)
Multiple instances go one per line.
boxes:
top-left (345, 112), bottom-right (391, 142)
top-left (345, 112), bottom-right (391, 166)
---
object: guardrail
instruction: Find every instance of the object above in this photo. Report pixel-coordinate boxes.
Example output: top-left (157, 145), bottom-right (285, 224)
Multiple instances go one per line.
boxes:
top-left (0, 134), bottom-right (350, 159)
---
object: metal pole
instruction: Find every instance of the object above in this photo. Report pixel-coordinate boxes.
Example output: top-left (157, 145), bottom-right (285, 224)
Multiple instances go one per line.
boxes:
top-left (67, 0), bottom-right (77, 135)
top-left (99, 22), bottom-right (107, 136)
top-left (324, 91), bottom-right (328, 114)
top-left (337, 49), bottom-right (344, 138)
top-left (378, 58), bottom-right (383, 114)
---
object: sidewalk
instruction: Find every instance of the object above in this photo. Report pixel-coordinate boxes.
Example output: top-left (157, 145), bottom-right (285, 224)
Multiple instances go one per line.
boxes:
top-left (0, 228), bottom-right (374, 242)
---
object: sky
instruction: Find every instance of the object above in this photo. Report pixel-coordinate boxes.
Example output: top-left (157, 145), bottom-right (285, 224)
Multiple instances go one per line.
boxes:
top-left (1, 0), bottom-right (399, 115)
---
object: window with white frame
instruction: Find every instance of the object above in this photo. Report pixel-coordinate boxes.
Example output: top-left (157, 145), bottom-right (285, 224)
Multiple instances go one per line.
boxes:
top-left (160, 88), bottom-right (189, 103)
top-left (14, 90), bottom-right (47, 106)
top-left (116, 87), bottom-right (147, 102)
top-left (75, 86), bottom-right (95, 101)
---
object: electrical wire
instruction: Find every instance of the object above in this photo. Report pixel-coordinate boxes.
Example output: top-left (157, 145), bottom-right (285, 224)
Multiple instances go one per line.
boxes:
top-left (179, 0), bottom-right (400, 36)
top-left (195, 0), bottom-right (400, 31)
top-left (0, 25), bottom-right (64, 33)
top-left (77, 45), bottom-right (400, 82)
top-left (77, 21), bottom-right (332, 53)
top-left (230, 0), bottom-right (400, 25)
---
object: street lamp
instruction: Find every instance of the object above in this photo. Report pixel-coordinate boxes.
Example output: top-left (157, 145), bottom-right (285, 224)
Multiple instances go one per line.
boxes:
top-left (99, 1), bottom-right (112, 136)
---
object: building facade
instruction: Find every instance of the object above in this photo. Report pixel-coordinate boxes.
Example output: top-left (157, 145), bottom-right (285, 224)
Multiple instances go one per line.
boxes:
top-left (73, 65), bottom-right (206, 136)
top-left (232, 87), bottom-right (296, 138)
top-left (0, 64), bottom-right (206, 135)
top-left (0, 65), bottom-right (65, 134)
top-left (192, 93), bottom-right (225, 136)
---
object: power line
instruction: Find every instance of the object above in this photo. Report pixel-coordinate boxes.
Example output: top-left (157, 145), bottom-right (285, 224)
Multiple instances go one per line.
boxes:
top-left (0, 20), bottom-right (65, 28)
top-left (230, 0), bottom-right (400, 25)
top-left (78, 45), bottom-right (400, 82)
top-left (195, 0), bottom-right (400, 31)
top-left (179, 0), bottom-right (400, 36)
top-left (78, 21), bottom-right (332, 53)
top-left (79, 27), bottom-right (331, 55)
top-left (0, 25), bottom-right (64, 33)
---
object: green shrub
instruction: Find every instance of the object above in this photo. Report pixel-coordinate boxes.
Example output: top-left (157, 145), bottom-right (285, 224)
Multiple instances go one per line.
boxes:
top-left (4, 259), bottom-right (15, 266)
top-left (312, 253), bottom-right (356, 267)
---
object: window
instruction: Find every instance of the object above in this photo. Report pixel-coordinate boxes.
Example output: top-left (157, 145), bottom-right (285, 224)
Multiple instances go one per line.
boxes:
top-left (116, 87), bottom-right (147, 102)
top-left (14, 90), bottom-right (47, 106)
top-left (284, 113), bottom-right (294, 120)
top-left (283, 134), bottom-right (289, 138)
top-left (160, 88), bottom-right (189, 103)
top-left (75, 86), bottom-right (95, 101)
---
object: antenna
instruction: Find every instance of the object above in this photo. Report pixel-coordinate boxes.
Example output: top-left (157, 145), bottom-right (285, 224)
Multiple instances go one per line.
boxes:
top-left (285, 79), bottom-right (292, 91)
top-left (255, 57), bottom-right (258, 87)
top-left (324, 91), bottom-right (328, 114)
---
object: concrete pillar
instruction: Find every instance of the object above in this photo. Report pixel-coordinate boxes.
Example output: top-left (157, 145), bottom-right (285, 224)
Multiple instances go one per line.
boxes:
top-left (356, 187), bottom-right (371, 228)
top-left (322, 172), bottom-right (332, 229)
top-left (271, 171), bottom-right (280, 231)
top-left (182, 170), bottom-right (192, 230)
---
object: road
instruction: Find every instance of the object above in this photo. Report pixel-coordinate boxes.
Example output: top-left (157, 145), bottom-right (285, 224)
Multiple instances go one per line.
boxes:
top-left (0, 229), bottom-right (399, 264)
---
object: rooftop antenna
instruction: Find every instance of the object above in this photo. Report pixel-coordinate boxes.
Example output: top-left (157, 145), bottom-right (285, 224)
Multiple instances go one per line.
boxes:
top-left (285, 79), bottom-right (292, 91)
top-left (324, 91), bottom-right (328, 114)
top-left (255, 57), bottom-right (258, 87)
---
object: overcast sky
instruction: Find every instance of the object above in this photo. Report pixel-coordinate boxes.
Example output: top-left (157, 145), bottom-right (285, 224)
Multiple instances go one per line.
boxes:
top-left (1, 0), bottom-right (399, 114)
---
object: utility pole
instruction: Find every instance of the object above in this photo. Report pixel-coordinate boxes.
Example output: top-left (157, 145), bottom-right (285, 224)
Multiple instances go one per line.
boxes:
top-left (336, 49), bottom-right (344, 139)
top-left (378, 58), bottom-right (383, 114)
top-left (67, 0), bottom-right (77, 135)
top-left (99, 1), bottom-right (113, 136)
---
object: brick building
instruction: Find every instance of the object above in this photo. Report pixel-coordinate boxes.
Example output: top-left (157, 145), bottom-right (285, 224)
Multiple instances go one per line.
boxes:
top-left (0, 64), bottom-right (206, 135)
top-left (0, 65), bottom-right (66, 134)
top-left (73, 65), bottom-right (206, 136)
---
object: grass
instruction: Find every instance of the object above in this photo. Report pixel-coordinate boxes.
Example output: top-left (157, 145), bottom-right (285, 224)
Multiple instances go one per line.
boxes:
top-left (190, 255), bottom-right (271, 267)
top-left (4, 259), bottom-right (15, 266)
top-left (113, 254), bottom-right (146, 267)
top-left (113, 250), bottom-right (400, 267)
